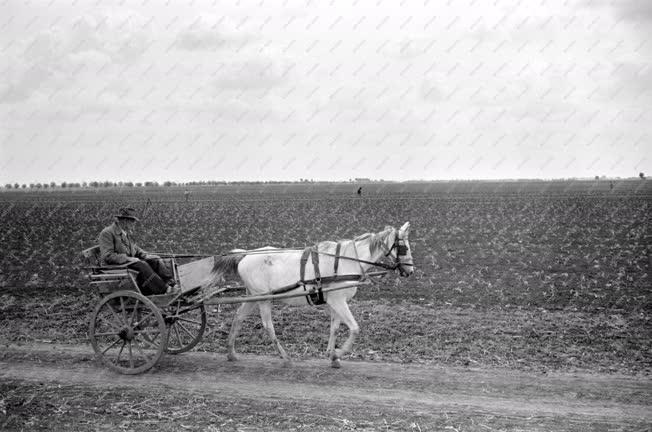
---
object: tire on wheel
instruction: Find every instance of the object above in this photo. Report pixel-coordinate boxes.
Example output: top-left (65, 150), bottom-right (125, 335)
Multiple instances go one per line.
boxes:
top-left (163, 302), bottom-right (207, 354)
top-left (89, 290), bottom-right (167, 374)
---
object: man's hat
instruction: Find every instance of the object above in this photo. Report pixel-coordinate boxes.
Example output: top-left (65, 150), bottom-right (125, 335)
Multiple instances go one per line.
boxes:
top-left (115, 207), bottom-right (140, 221)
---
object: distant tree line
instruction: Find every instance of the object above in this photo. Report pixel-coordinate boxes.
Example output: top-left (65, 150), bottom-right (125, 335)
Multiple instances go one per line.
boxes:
top-left (3, 179), bottom-right (335, 189)
top-left (3, 174), bottom-right (647, 190)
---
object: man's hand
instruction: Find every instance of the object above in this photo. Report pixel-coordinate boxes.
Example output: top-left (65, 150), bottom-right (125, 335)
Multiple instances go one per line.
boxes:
top-left (125, 256), bottom-right (141, 264)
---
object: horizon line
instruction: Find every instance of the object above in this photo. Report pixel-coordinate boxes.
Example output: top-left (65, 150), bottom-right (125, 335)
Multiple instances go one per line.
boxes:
top-left (2, 176), bottom-right (649, 188)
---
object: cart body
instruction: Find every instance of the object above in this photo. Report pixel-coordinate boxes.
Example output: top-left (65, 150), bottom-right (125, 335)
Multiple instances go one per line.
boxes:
top-left (82, 246), bottom-right (207, 374)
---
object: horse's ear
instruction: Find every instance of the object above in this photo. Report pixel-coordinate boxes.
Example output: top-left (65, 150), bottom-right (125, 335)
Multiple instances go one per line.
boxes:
top-left (399, 222), bottom-right (411, 237)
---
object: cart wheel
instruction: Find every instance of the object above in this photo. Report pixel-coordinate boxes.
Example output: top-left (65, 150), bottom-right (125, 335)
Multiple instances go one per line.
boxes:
top-left (89, 291), bottom-right (167, 374)
top-left (163, 301), bottom-right (207, 354)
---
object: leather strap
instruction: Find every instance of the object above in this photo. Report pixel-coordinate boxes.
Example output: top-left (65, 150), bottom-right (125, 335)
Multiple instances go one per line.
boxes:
top-left (311, 245), bottom-right (321, 286)
top-left (300, 247), bottom-right (310, 282)
top-left (352, 239), bottom-right (367, 280)
top-left (299, 245), bottom-right (325, 305)
top-left (334, 242), bottom-right (341, 276)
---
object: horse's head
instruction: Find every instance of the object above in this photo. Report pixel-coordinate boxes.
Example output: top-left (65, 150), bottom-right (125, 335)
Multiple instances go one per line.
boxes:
top-left (384, 222), bottom-right (414, 277)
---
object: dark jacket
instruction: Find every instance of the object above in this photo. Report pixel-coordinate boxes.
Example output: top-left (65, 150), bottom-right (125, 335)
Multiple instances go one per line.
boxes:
top-left (98, 221), bottom-right (147, 265)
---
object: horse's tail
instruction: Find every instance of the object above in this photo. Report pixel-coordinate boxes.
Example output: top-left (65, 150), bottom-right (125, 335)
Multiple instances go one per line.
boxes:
top-left (201, 249), bottom-right (245, 289)
top-left (212, 251), bottom-right (245, 276)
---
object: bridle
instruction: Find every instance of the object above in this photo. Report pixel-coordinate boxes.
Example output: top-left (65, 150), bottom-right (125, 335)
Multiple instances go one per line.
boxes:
top-left (380, 228), bottom-right (413, 277)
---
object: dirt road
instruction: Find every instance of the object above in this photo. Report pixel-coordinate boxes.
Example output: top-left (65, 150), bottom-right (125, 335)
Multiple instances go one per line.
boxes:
top-left (1, 343), bottom-right (650, 431)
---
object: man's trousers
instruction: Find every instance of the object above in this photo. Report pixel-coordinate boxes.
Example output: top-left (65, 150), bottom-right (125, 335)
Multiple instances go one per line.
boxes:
top-left (127, 258), bottom-right (173, 295)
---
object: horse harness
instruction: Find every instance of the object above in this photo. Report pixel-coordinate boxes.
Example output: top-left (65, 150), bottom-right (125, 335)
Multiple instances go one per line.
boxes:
top-left (299, 244), bottom-right (328, 305)
top-left (297, 230), bottom-right (411, 306)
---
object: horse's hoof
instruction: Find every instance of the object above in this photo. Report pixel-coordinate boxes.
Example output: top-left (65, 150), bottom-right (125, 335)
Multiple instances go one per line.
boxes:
top-left (330, 358), bottom-right (341, 368)
top-left (282, 359), bottom-right (293, 368)
top-left (227, 353), bottom-right (238, 362)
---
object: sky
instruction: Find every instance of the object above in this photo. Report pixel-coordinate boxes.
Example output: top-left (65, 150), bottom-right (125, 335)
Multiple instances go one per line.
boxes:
top-left (0, 0), bottom-right (650, 184)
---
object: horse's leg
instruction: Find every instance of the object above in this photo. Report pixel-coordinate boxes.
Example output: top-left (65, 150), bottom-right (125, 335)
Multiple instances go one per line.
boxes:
top-left (258, 301), bottom-right (291, 365)
top-left (327, 298), bottom-right (359, 368)
top-left (327, 307), bottom-right (342, 368)
top-left (227, 302), bottom-right (257, 361)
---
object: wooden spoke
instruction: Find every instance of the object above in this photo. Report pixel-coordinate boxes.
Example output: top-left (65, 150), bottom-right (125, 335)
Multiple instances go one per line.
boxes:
top-left (173, 324), bottom-right (183, 345)
top-left (94, 331), bottom-right (121, 337)
top-left (120, 296), bottom-right (128, 325)
top-left (175, 321), bottom-right (197, 340)
top-left (117, 341), bottom-right (126, 362)
top-left (107, 304), bottom-right (125, 328)
top-left (136, 333), bottom-right (159, 350)
top-left (166, 329), bottom-right (178, 348)
top-left (129, 299), bottom-right (140, 325)
top-left (128, 341), bottom-right (134, 368)
top-left (96, 314), bottom-right (120, 330)
top-left (176, 317), bottom-right (202, 326)
top-left (102, 337), bottom-right (123, 355)
top-left (137, 310), bottom-right (156, 327)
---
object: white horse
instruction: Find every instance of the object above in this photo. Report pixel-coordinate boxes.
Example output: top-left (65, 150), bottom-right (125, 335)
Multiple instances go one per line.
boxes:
top-left (205, 222), bottom-right (414, 368)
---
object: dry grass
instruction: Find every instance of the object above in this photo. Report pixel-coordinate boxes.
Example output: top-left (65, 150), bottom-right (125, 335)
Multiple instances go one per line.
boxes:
top-left (2, 379), bottom-right (648, 432)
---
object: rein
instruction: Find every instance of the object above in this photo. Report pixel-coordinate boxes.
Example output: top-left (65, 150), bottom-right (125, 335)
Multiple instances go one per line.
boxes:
top-left (308, 249), bottom-right (407, 271)
top-left (155, 250), bottom-right (412, 268)
top-left (153, 230), bottom-right (414, 271)
top-left (297, 229), bottom-right (414, 273)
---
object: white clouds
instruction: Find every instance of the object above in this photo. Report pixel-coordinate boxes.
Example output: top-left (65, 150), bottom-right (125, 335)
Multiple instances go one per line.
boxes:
top-left (213, 55), bottom-right (289, 90)
top-left (173, 14), bottom-right (257, 51)
top-left (72, 14), bottom-right (150, 63)
top-left (0, 8), bottom-right (289, 104)
top-left (0, 9), bottom-right (151, 104)
top-left (583, 0), bottom-right (652, 22)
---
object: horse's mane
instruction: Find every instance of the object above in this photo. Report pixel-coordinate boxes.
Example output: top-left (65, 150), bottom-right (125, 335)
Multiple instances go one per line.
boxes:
top-left (321, 226), bottom-right (393, 255)
top-left (317, 225), bottom-right (394, 254)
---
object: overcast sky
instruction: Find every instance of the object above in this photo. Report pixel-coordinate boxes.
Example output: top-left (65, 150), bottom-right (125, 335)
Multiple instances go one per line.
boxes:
top-left (0, 0), bottom-right (650, 183)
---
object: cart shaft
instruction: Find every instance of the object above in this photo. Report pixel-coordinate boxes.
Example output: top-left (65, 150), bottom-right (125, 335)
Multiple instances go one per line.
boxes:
top-left (203, 280), bottom-right (370, 305)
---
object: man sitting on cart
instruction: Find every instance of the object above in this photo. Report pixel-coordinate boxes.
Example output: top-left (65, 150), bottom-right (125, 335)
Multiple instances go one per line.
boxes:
top-left (98, 207), bottom-right (179, 296)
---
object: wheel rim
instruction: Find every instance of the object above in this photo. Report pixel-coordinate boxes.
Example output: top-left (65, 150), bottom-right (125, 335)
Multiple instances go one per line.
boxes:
top-left (90, 292), bottom-right (167, 374)
top-left (163, 302), bottom-right (207, 354)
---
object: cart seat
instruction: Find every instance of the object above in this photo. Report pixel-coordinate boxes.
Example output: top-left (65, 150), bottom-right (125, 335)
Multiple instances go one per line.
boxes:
top-left (82, 246), bottom-right (181, 303)
top-left (81, 245), bottom-right (132, 271)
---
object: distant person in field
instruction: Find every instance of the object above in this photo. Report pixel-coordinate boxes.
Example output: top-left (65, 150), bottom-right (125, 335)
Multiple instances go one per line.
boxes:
top-left (357, 186), bottom-right (362, 196)
top-left (184, 189), bottom-right (190, 202)
top-left (98, 207), bottom-right (178, 295)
